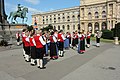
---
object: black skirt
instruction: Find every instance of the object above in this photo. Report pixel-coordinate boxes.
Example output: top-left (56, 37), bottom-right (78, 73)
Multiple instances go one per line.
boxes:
top-left (80, 39), bottom-right (85, 52)
top-left (75, 38), bottom-right (78, 45)
top-left (86, 38), bottom-right (90, 44)
top-left (36, 48), bottom-right (44, 59)
top-left (50, 43), bottom-right (57, 57)
top-left (24, 46), bottom-right (30, 55)
top-left (30, 46), bottom-right (36, 59)
top-left (58, 42), bottom-right (64, 51)
top-left (72, 39), bottom-right (76, 47)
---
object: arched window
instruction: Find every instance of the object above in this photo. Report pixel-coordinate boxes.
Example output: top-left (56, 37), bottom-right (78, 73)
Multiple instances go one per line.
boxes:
top-left (102, 22), bottom-right (107, 30)
top-left (95, 12), bottom-right (99, 18)
top-left (88, 12), bottom-right (92, 19)
top-left (62, 25), bottom-right (65, 30)
top-left (88, 23), bottom-right (92, 32)
top-left (67, 25), bottom-right (70, 30)
top-left (78, 24), bottom-right (80, 30)
top-left (62, 17), bottom-right (65, 21)
top-left (54, 26), bottom-right (56, 29)
top-left (73, 25), bottom-right (75, 30)
top-left (67, 16), bottom-right (70, 21)
top-left (58, 17), bottom-right (60, 22)
top-left (50, 18), bottom-right (52, 23)
top-left (72, 15), bottom-right (75, 21)
top-left (94, 22), bottom-right (99, 32)
top-left (102, 11), bottom-right (106, 18)
top-left (58, 26), bottom-right (60, 30)
top-left (67, 16), bottom-right (70, 18)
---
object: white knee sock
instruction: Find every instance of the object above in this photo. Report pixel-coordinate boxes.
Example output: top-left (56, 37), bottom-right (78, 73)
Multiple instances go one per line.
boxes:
top-left (40, 59), bottom-right (43, 68)
top-left (37, 59), bottom-right (40, 67)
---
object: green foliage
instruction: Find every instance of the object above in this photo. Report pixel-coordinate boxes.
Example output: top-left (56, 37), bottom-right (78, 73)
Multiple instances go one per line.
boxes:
top-left (91, 34), bottom-right (94, 37)
top-left (0, 40), bottom-right (8, 46)
top-left (42, 24), bottom-right (53, 31)
top-left (27, 25), bottom-right (33, 31)
top-left (111, 23), bottom-right (120, 40)
top-left (101, 29), bottom-right (113, 39)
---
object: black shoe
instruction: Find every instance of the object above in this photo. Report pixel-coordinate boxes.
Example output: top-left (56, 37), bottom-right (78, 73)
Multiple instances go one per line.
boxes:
top-left (59, 55), bottom-right (63, 57)
top-left (25, 60), bottom-right (30, 62)
top-left (31, 64), bottom-right (35, 66)
top-left (79, 52), bottom-right (84, 54)
top-left (45, 54), bottom-right (49, 56)
top-left (37, 66), bottom-right (40, 68)
top-left (40, 67), bottom-right (46, 69)
top-left (81, 52), bottom-right (84, 54)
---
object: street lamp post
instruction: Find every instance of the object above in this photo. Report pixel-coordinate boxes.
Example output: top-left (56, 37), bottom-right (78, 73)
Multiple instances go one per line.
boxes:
top-left (114, 22), bottom-right (119, 45)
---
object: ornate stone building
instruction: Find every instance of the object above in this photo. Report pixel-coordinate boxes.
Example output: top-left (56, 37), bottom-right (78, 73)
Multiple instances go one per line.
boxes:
top-left (80, 0), bottom-right (120, 34)
top-left (32, 6), bottom-right (80, 33)
top-left (32, 0), bottom-right (120, 33)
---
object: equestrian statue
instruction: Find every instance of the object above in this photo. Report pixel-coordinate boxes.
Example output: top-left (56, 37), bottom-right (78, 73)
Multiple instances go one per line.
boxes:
top-left (8, 4), bottom-right (28, 23)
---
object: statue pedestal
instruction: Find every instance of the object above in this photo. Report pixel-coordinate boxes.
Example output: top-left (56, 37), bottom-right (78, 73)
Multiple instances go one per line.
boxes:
top-left (114, 37), bottom-right (119, 45)
top-left (0, 23), bottom-right (28, 42)
top-left (5, 24), bottom-right (28, 31)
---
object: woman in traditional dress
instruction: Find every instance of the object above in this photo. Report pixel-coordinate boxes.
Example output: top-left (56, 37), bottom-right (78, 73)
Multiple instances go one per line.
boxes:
top-left (86, 31), bottom-right (91, 48)
top-left (49, 31), bottom-right (58, 60)
top-left (79, 31), bottom-right (85, 54)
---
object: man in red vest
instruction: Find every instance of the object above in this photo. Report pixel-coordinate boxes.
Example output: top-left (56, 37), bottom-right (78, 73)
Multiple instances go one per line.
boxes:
top-left (23, 30), bottom-right (30, 62)
top-left (34, 30), bottom-right (46, 69)
top-left (29, 30), bottom-right (36, 66)
top-left (58, 30), bottom-right (66, 57)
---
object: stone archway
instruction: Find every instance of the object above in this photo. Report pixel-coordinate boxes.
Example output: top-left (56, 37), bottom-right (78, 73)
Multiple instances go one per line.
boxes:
top-left (102, 22), bottom-right (107, 30)
top-left (94, 22), bottom-right (99, 32)
top-left (88, 23), bottom-right (92, 32)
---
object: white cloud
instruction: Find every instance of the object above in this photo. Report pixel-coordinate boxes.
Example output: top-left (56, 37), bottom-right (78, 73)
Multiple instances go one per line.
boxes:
top-left (49, 8), bottom-right (54, 11)
top-left (27, 7), bottom-right (41, 13)
top-left (25, 0), bottom-right (40, 5)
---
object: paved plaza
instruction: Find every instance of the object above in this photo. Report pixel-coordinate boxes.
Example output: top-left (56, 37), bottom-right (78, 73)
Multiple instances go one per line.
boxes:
top-left (0, 42), bottom-right (120, 80)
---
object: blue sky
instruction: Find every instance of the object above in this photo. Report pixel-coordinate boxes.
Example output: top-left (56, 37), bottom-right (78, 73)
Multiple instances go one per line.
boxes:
top-left (5, 0), bottom-right (80, 25)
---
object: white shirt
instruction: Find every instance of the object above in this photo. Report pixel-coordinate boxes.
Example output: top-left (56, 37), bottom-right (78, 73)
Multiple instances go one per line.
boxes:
top-left (53, 36), bottom-right (57, 43)
top-left (39, 36), bottom-right (46, 45)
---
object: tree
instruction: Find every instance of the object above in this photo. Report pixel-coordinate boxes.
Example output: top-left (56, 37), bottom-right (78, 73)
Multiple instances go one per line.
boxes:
top-left (42, 24), bottom-right (53, 31)
top-left (27, 25), bottom-right (33, 31)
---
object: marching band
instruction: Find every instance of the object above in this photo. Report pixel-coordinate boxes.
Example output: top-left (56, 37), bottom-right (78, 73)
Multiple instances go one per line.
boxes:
top-left (20, 28), bottom-right (102, 69)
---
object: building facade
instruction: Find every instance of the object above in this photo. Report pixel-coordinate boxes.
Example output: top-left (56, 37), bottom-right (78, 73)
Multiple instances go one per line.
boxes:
top-left (32, 0), bottom-right (120, 33)
top-left (32, 6), bottom-right (80, 33)
top-left (80, 0), bottom-right (120, 34)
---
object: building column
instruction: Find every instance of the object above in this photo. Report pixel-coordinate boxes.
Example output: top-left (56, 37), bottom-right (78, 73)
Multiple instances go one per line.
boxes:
top-left (92, 22), bottom-right (94, 34)
top-left (70, 23), bottom-right (72, 33)
top-left (110, 20), bottom-right (112, 30)
top-left (99, 22), bottom-right (102, 31)
top-left (113, 20), bottom-right (116, 28)
top-left (84, 22), bottom-right (88, 33)
top-left (113, 2), bottom-right (117, 18)
top-left (107, 21), bottom-right (110, 30)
